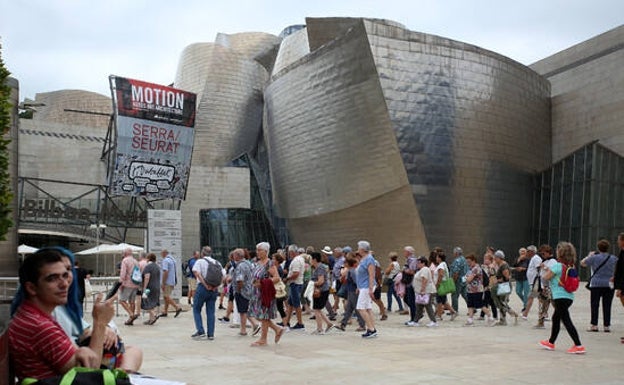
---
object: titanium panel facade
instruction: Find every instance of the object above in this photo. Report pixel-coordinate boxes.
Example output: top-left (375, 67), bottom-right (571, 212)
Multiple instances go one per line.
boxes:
top-left (265, 18), bottom-right (551, 257)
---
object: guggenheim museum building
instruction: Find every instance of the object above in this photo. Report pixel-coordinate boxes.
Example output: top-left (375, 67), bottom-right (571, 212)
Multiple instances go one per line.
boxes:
top-left (3, 17), bottom-right (624, 273)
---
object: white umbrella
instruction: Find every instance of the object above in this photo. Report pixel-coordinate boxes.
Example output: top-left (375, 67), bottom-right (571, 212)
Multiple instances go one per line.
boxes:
top-left (18, 244), bottom-right (39, 254)
top-left (77, 242), bottom-right (143, 255)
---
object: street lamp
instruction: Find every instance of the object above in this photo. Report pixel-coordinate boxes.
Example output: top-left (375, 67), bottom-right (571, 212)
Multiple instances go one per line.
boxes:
top-left (90, 223), bottom-right (107, 275)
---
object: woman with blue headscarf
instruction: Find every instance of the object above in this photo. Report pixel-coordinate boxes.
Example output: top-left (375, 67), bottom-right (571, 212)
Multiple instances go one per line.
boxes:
top-left (11, 247), bottom-right (143, 372)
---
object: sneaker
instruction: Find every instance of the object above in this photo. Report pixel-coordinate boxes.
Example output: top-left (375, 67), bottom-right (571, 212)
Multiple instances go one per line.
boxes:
top-left (191, 331), bottom-right (206, 340)
top-left (218, 317), bottom-right (230, 323)
top-left (567, 345), bottom-right (586, 354)
top-left (464, 321), bottom-right (474, 326)
top-left (450, 312), bottom-right (458, 321)
top-left (521, 315), bottom-right (528, 321)
top-left (362, 329), bottom-right (378, 338)
top-left (290, 323), bottom-right (305, 331)
top-left (426, 322), bottom-right (438, 328)
top-left (207, 336), bottom-right (215, 341)
top-left (539, 340), bottom-right (555, 351)
top-left (405, 321), bottom-right (417, 327)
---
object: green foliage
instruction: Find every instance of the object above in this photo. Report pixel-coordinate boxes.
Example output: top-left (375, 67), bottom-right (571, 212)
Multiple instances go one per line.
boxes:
top-left (0, 43), bottom-right (14, 240)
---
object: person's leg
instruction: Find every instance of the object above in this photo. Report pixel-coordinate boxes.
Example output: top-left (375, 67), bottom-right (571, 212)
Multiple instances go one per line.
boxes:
top-left (557, 299), bottom-right (581, 346)
top-left (386, 281), bottom-right (394, 312)
top-left (393, 286), bottom-right (404, 311)
top-left (451, 284), bottom-right (460, 312)
top-left (205, 289), bottom-right (217, 338)
top-left (548, 298), bottom-right (563, 344)
top-left (192, 286), bottom-right (207, 335)
top-left (603, 287), bottom-right (615, 328)
top-left (589, 288), bottom-right (600, 328)
top-left (405, 286), bottom-right (416, 321)
top-left (424, 297), bottom-right (437, 323)
top-left (119, 345), bottom-right (143, 373)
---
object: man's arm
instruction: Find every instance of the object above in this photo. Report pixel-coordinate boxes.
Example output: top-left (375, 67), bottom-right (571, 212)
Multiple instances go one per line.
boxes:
top-left (60, 294), bottom-right (115, 372)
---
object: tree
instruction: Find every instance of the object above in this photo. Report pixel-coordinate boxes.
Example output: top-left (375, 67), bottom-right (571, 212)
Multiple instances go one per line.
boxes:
top-left (0, 43), bottom-right (13, 240)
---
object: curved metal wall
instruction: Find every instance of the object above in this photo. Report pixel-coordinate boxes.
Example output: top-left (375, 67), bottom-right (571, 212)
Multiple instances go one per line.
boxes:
top-left (266, 18), bottom-right (551, 257)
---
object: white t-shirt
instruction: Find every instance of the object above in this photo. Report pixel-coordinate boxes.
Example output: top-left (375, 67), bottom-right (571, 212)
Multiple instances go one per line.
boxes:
top-left (435, 261), bottom-right (448, 285)
top-left (413, 267), bottom-right (436, 294)
top-left (527, 254), bottom-right (543, 285)
top-left (288, 255), bottom-right (305, 285)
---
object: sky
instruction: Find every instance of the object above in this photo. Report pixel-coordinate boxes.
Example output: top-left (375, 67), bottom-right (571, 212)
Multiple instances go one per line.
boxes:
top-left (1, 0), bottom-right (622, 101)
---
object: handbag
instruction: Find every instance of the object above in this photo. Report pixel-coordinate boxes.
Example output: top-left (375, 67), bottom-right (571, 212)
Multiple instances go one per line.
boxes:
top-left (274, 280), bottom-right (287, 299)
top-left (415, 293), bottom-right (430, 305)
top-left (437, 265), bottom-right (456, 296)
top-left (585, 254), bottom-right (611, 290)
top-left (497, 281), bottom-right (511, 295)
top-left (438, 277), bottom-right (456, 296)
top-left (22, 367), bottom-right (131, 385)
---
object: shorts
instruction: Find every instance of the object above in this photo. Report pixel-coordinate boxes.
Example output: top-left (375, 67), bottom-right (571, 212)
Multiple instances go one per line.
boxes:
top-left (235, 293), bottom-right (250, 313)
top-left (118, 287), bottom-right (137, 302)
top-left (288, 283), bottom-right (303, 308)
top-left (436, 294), bottom-right (447, 304)
top-left (373, 285), bottom-right (382, 300)
top-left (466, 292), bottom-right (484, 309)
top-left (356, 288), bottom-right (374, 310)
top-left (313, 290), bottom-right (330, 310)
top-left (163, 285), bottom-right (174, 297)
top-left (188, 279), bottom-right (197, 291)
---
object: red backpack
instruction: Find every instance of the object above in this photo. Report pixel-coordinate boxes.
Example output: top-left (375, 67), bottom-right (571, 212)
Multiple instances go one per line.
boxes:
top-left (559, 264), bottom-right (580, 293)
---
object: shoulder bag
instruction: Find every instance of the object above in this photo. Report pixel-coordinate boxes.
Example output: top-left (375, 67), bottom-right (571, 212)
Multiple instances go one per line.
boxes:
top-left (585, 254), bottom-right (611, 290)
top-left (437, 265), bottom-right (456, 296)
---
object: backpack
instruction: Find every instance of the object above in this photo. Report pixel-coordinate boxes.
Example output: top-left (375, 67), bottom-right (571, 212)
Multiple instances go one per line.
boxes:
top-left (375, 262), bottom-right (383, 285)
top-left (183, 258), bottom-right (196, 278)
top-left (131, 264), bottom-right (142, 285)
top-left (203, 257), bottom-right (224, 287)
top-left (559, 264), bottom-right (580, 293)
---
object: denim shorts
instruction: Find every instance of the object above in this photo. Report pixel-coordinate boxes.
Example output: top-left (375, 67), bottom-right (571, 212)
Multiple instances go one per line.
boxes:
top-left (288, 283), bottom-right (303, 308)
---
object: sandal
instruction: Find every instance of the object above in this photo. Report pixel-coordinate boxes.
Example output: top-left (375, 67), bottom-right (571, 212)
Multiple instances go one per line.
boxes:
top-left (250, 340), bottom-right (267, 347)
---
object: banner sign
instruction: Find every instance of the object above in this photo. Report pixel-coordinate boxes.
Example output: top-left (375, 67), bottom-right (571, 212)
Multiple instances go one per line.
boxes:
top-left (109, 76), bottom-right (196, 199)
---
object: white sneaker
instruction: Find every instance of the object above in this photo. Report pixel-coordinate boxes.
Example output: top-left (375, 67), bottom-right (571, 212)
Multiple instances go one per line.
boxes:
top-left (405, 321), bottom-right (417, 327)
top-left (426, 321), bottom-right (438, 328)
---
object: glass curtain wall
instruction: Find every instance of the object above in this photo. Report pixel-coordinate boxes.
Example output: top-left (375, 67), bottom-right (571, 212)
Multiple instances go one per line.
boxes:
top-left (533, 141), bottom-right (624, 278)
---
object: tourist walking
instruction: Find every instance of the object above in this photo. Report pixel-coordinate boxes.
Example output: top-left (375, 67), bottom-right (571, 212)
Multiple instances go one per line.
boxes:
top-left (539, 242), bottom-right (585, 354)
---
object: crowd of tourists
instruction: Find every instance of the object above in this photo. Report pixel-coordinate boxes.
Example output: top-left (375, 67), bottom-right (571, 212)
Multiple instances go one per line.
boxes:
top-left (183, 234), bottom-right (624, 356)
top-left (9, 233), bottom-right (624, 382)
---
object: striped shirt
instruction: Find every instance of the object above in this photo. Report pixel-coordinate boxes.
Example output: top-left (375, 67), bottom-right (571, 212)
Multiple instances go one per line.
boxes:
top-left (9, 300), bottom-right (77, 381)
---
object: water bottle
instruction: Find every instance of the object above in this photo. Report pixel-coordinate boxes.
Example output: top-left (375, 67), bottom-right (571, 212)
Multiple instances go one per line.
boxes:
top-left (142, 288), bottom-right (150, 298)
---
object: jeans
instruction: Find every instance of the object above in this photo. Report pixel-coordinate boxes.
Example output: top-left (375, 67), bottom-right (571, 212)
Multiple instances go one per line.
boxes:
top-left (386, 279), bottom-right (403, 311)
top-left (515, 279), bottom-right (530, 309)
top-left (589, 287), bottom-right (615, 327)
top-left (193, 284), bottom-right (218, 337)
top-left (549, 298), bottom-right (581, 346)
top-left (451, 282), bottom-right (467, 312)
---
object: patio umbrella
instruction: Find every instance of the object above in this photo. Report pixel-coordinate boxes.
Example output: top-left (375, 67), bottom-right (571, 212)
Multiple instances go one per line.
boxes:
top-left (18, 244), bottom-right (39, 254)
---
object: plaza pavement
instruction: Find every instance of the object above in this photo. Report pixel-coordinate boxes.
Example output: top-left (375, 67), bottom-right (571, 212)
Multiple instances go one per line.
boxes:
top-left (91, 288), bottom-right (624, 385)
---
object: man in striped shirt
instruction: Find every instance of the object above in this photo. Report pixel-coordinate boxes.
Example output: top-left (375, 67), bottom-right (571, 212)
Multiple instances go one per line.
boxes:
top-left (8, 249), bottom-right (114, 381)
